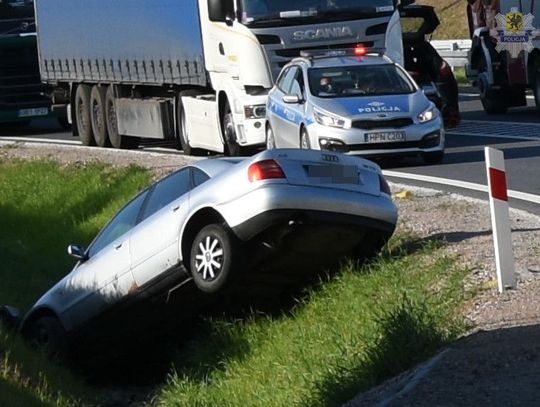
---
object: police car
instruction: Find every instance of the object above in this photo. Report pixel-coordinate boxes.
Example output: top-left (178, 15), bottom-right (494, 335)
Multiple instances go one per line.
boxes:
top-left (265, 47), bottom-right (445, 164)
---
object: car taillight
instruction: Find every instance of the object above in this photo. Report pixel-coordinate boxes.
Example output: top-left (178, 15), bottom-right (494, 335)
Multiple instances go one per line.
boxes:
top-left (439, 60), bottom-right (453, 78)
top-left (379, 174), bottom-right (391, 195)
top-left (248, 159), bottom-right (285, 182)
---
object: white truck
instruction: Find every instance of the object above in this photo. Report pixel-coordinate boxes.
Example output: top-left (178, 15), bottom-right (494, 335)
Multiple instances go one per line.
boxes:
top-left (35, 0), bottom-right (412, 155)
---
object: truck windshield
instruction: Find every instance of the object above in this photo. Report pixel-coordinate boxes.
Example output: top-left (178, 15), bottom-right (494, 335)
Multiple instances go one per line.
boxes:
top-left (239, 0), bottom-right (396, 26)
top-left (308, 64), bottom-right (415, 98)
top-left (0, 0), bottom-right (34, 20)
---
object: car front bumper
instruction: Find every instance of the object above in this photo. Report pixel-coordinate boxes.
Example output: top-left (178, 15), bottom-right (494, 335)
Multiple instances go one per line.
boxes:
top-left (305, 117), bottom-right (444, 157)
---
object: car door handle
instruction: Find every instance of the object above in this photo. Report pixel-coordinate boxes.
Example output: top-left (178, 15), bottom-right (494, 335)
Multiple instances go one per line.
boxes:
top-left (172, 204), bottom-right (181, 212)
top-left (115, 243), bottom-right (123, 250)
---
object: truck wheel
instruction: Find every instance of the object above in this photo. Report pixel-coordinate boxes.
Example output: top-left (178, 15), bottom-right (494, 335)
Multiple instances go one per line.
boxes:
top-left (223, 104), bottom-right (241, 156)
top-left (189, 223), bottom-right (240, 294)
top-left (266, 123), bottom-right (276, 149)
top-left (478, 72), bottom-right (508, 115)
top-left (75, 84), bottom-right (95, 146)
top-left (176, 90), bottom-right (205, 156)
top-left (105, 86), bottom-right (139, 149)
top-left (90, 86), bottom-right (110, 147)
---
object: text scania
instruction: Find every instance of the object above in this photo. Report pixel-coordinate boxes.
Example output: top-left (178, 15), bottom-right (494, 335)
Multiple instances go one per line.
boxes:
top-left (293, 26), bottom-right (355, 41)
top-left (358, 106), bottom-right (402, 113)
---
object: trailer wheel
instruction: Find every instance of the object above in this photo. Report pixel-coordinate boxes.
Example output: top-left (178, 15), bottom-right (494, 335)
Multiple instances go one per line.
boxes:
top-left (105, 86), bottom-right (139, 149)
top-left (223, 103), bottom-right (241, 156)
top-left (176, 90), bottom-right (205, 156)
top-left (478, 72), bottom-right (507, 115)
top-left (90, 86), bottom-right (110, 147)
top-left (75, 84), bottom-right (95, 146)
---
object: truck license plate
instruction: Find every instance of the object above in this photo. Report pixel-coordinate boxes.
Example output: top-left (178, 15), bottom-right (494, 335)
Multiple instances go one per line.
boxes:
top-left (18, 108), bottom-right (49, 118)
top-left (365, 131), bottom-right (405, 143)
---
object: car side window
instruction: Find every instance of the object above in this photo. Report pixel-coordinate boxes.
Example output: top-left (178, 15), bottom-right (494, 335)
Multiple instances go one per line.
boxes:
top-left (192, 168), bottom-right (210, 188)
top-left (88, 190), bottom-right (149, 258)
top-left (278, 66), bottom-right (298, 94)
top-left (140, 168), bottom-right (191, 221)
top-left (290, 67), bottom-right (305, 98)
top-left (276, 67), bottom-right (291, 92)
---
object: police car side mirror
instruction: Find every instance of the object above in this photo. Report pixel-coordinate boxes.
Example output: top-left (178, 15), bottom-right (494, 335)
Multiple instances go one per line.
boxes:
top-left (283, 95), bottom-right (301, 104)
top-left (421, 84), bottom-right (438, 97)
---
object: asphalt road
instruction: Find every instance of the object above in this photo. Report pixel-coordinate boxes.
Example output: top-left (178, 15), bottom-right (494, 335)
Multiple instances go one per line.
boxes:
top-left (2, 86), bottom-right (540, 216)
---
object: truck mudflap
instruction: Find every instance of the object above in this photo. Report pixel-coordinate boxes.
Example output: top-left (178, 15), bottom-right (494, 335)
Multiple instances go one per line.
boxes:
top-left (181, 95), bottom-right (224, 153)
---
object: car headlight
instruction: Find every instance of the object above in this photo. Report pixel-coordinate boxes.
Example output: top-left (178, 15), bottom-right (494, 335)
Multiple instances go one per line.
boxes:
top-left (313, 109), bottom-right (351, 129)
top-left (418, 105), bottom-right (439, 123)
top-left (244, 104), bottom-right (266, 119)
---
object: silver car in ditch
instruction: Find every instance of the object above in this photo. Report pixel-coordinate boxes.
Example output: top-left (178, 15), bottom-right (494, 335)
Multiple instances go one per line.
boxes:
top-left (16, 149), bottom-right (397, 351)
top-left (266, 50), bottom-right (445, 164)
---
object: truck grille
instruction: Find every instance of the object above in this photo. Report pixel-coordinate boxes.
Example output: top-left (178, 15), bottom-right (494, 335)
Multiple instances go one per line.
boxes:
top-left (0, 39), bottom-right (50, 109)
top-left (352, 118), bottom-right (413, 129)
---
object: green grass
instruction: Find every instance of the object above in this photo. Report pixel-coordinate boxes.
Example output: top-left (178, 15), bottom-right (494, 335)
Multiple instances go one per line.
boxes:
top-left (0, 158), bottom-right (151, 405)
top-left (0, 158), bottom-right (473, 407)
top-left (454, 67), bottom-right (470, 86)
top-left (157, 239), bottom-right (470, 407)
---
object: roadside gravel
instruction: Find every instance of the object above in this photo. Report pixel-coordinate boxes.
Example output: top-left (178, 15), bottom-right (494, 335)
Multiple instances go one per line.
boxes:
top-left (2, 141), bottom-right (540, 406)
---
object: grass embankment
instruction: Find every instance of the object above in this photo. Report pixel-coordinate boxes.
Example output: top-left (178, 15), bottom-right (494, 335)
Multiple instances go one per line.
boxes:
top-left (0, 157), bottom-right (472, 406)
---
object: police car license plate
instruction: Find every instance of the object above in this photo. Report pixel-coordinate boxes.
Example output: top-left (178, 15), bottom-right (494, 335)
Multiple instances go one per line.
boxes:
top-left (365, 131), bottom-right (405, 143)
top-left (18, 108), bottom-right (49, 118)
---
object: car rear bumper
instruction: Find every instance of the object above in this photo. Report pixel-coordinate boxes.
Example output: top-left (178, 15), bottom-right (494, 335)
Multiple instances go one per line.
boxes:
top-left (216, 183), bottom-right (398, 241)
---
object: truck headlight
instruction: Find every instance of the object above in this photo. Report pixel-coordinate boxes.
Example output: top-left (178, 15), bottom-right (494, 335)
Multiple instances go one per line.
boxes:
top-left (313, 109), bottom-right (351, 129)
top-left (244, 104), bottom-right (266, 119)
top-left (418, 105), bottom-right (439, 123)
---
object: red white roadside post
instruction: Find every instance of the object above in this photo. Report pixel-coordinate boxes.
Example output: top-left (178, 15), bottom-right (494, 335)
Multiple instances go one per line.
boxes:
top-left (485, 147), bottom-right (516, 292)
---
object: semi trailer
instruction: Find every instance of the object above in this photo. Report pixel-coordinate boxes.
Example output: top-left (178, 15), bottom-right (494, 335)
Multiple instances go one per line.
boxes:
top-left (34, 0), bottom-right (412, 155)
top-left (0, 0), bottom-right (61, 127)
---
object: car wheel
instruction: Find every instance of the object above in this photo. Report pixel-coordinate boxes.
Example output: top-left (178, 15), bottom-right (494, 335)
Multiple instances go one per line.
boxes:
top-left (423, 151), bottom-right (444, 165)
top-left (190, 224), bottom-right (238, 294)
top-left (75, 84), bottom-right (95, 146)
top-left (300, 127), bottom-right (311, 149)
top-left (105, 86), bottom-right (139, 149)
top-left (29, 316), bottom-right (67, 355)
top-left (266, 124), bottom-right (276, 149)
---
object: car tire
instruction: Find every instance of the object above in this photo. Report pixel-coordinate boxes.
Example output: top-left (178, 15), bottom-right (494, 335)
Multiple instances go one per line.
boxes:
top-left (105, 86), bottom-right (139, 149)
top-left (266, 124), bottom-right (276, 149)
top-left (75, 84), bottom-right (95, 146)
top-left (29, 316), bottom-right (67, 355)
top-left (189, 223), bottom-right (239, 294)
top-left (90, 86), bottom-right (110, 147)
top-left (176, 90), bottom-right (205, 156)
top-left (423, 151), bottom-right (444, 165)
top-left (300, 127), bottom-right (311, 149)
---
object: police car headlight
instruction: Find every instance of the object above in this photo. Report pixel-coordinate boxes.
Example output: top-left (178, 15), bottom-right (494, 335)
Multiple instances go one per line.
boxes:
top-left (313, 109), bottom-right (351, 129)
top-left (418, 105), bottom-right (439, 123)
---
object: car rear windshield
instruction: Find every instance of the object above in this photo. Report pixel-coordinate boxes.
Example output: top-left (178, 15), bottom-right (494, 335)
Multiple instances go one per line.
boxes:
top-left (308, 64), bottom-right (416, 98)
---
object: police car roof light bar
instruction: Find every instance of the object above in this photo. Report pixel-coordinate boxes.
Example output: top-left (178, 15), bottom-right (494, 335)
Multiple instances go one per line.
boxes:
top-left (299, 47), bottom-right (387, 59)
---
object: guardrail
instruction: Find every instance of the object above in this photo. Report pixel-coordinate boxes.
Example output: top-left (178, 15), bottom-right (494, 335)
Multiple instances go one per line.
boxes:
top-left (430, 39), bottom-right (471, 70)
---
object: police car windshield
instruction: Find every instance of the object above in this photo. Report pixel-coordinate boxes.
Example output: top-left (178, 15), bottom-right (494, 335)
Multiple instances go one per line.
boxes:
top-left (0, 0), bottom-right (34, 21)
top-left (239, 0), bottom-right (395, 27)
top-left (308, 64), bottom-right (415, 98)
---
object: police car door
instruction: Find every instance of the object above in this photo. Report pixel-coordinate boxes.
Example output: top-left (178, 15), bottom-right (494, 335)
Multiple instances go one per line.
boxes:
top-left (270, 65), bottom-right (305, 147)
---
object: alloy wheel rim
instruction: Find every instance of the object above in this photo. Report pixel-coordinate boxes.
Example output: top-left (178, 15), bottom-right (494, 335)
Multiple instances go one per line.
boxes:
top-left (195, 235), bottom-right (224, 281)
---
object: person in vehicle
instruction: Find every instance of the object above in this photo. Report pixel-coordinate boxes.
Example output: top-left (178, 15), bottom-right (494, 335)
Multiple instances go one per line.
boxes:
top-left (319, 76), bottom-right (336, 94)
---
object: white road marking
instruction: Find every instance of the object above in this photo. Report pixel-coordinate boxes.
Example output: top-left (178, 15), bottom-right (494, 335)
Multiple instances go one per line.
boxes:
top-left (460, 92), bottom-right (535, 100)
top-left (383, 170), bottom-right (540, 205)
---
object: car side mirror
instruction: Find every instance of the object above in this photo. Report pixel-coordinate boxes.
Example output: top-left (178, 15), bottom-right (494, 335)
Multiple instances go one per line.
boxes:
top-left (283, 94), bottom-right (301, 104)
top-left (421, 83), bottom-right (439, 97)
top-left (68, 244), bottom-right (88, 261)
